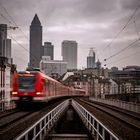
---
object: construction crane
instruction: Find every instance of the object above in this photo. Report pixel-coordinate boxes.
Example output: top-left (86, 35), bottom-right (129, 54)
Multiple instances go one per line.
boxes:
top-left (0, 24), bottom-right (18, 31)
top-left (7, 26), bottom-right (18, 30)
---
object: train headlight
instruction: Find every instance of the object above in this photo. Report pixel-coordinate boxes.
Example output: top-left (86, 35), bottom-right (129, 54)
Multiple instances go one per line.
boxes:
top-left (36, 92), bottom-right (42, 95)
top-left (12, 92), bottom-right (18, 95)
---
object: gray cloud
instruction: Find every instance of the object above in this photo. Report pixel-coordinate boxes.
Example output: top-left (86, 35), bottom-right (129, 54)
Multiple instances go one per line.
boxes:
top-left (0, 0), bottom-right (140, 70)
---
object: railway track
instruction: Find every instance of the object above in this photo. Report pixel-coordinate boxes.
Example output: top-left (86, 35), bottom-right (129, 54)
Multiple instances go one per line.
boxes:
top-left (0, 111), bottom-right (33, 130)
top-left (0, 109), bottom-right (20, 119)
top-left (82, 98), bottom-right (140, 130)
top-left (76, 98), bottom-right (140, 140)
top-left (0, 99), bottom-right (65, 140)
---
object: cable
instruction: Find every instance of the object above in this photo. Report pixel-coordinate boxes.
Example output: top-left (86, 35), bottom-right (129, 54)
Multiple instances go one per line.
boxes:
top-left (107, 49), bottom-right (140, 65)
top-left (8, 34), bottom-right (41, 62)
top-left (103, 5), bottom-right (140, 51)
top-left (107, 42), bottom-right (140, 64)
top-left (0, 2), bottom-right (28, 40)
top-left (0, 13), bottom-right (12, 24)
top-left (133, 17), bottom-right (140, 40)
top-left (0, 2), bottom-right (41, 66)
top-left (7, 34), bottom-right (29, 52)
top-left (104, 38), bottom-right (140, 61)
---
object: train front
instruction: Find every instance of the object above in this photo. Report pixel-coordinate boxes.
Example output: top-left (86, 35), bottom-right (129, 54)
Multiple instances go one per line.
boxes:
top-left (12, 71), bottom-right (44, 107)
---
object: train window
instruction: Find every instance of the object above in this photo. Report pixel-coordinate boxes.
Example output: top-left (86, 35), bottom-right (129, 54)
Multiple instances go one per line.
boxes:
top-left (77, 82), bottom-right (80, 85)
top-left (18, 74), bottom-right (36, 92)
top-left (45, 82), bottom-right (49, 91)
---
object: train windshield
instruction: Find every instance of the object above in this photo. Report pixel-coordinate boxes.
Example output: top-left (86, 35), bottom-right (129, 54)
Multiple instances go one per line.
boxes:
top-left (17, 73), bottom-right (36, 92)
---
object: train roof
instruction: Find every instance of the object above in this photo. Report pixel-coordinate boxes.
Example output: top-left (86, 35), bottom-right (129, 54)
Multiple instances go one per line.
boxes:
top-left (17, 71), bottom-right (62, 84)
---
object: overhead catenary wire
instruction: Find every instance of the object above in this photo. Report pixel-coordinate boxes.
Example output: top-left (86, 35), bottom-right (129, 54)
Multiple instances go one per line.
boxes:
top-left (133, 17), bottom-right (140, 40)
top-left (0, 26), bottom-right (40, 63)
top-left (104, 38), bottom-right (140, 61)
top-left (103, 5), bottom-right (140, 51)
top-left (0, 2), bottom-right (28, 40)
top-left (103, 5), bottom-right (140, 67)
top-left (0, 2), bottom-right (41, 65)
top-left (7, 34), bottom-right (29, 52)
top-left (105, 44), bottom-right (140, 65)
top-left (8, 34), bottom-right (41, 63)
top-left (0, 13), bottom-right (12, 24)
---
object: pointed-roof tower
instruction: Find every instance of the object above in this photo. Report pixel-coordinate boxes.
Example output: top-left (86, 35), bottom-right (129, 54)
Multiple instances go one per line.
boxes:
top-left (29, 14), bottom-right (42, 68)
top-left (31, 14), bottom-right (41, 26)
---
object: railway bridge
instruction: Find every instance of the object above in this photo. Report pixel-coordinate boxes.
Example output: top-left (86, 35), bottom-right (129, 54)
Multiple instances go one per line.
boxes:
top-left (0, 97), bottom-right (139, 140)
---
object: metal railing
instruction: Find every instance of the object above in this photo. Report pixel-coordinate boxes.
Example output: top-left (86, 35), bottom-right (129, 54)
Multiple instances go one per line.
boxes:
top-left (72, 100), bottom-right (120, 140)
top-left (89, 97), bottom-right (140, 113)
top-left (15, 99), bottom-right (70, 140)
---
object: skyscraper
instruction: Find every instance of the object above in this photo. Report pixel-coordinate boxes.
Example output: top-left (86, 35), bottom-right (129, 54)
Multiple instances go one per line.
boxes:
top-left (6, 39), bottom-right (12, 64)
top-left (42, 42), bottom-right (54, 60)
top-left (62, 40), bottom-right (77, 70)
top-left (29, 14), bottom-right (42, 68)
top-left (87, 48), bottom-right (96, 68)
top-left (0, 24), bottom-right (12, 64)
top-left (0, 24), bottom-right (7, 57)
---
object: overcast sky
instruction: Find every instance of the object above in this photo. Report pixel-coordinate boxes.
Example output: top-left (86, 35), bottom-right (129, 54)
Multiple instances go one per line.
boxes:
top-left (0, 0), bottom-right (140, 70)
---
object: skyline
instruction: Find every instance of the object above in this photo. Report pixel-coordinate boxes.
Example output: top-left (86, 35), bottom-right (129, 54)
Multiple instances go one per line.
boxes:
top-left (0, 0), bottom-right (140, 70)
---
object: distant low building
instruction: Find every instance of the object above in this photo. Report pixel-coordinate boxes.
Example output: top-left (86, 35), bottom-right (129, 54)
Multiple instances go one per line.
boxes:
top-left (109, 79), bottom-right (118, 94)
top-left (109, 65), bottom-right (140, 94)
top-left (40, 56), bottom-right (67, 78)
top-left (62, 72), bottom-right (99, 96)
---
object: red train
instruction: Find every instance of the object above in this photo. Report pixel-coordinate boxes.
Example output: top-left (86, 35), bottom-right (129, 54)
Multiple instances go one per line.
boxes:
top-left (12, 71), bottom-right (85, 106)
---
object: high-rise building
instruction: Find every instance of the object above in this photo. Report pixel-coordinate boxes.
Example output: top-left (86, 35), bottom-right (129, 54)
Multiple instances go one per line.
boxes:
top-left (0, 24), bottom-right (7, 57)
top-left (62, 40), bottom-right (77, 70)
top-left (5, 39), bottom-right (11, 58)
top-left (87, 48), bottom-right (96, 68)
top-left (6, 39), bottom-right (12, 64)
top-left (0, 24), bottom-right (12, 64)
top-left (42, 42), bottom-right (54, 60)
top-left (29, 14), bottom-right (42, 68)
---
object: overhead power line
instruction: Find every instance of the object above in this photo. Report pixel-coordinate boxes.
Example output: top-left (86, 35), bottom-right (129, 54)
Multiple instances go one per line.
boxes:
top-left (107, 49), bottom-right (140, 65)
top-left (133, 17), bottom-right (140, 40)
top-left (104, 38), bottom-right (140, 61)
top-left (103, 5), bottom-right (140, 51)
top-left (8, 34), bottom-right (41, 63)
top-left (0, 13), bottom-right (12, 24)
top-left (0, 2), bottom-right (28, 40)
top-left (0, 4), bottom-right (41, 66)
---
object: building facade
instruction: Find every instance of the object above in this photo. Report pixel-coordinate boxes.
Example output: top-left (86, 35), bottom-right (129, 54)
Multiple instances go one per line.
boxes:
top-left (40, 56), bottom-right (67, 78)
top-left (0, 56), bottom-right (16, 110)
top-left (42, 42), bottom-right (54, 60)
top-left (29, 14), bottom-right (42, 68)
top-left (108, 66), bottom-right (140, 102)
top-left (109, 66), bottom-right (140, 94)
top-left (62, 40), bottom-right (77, 70)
